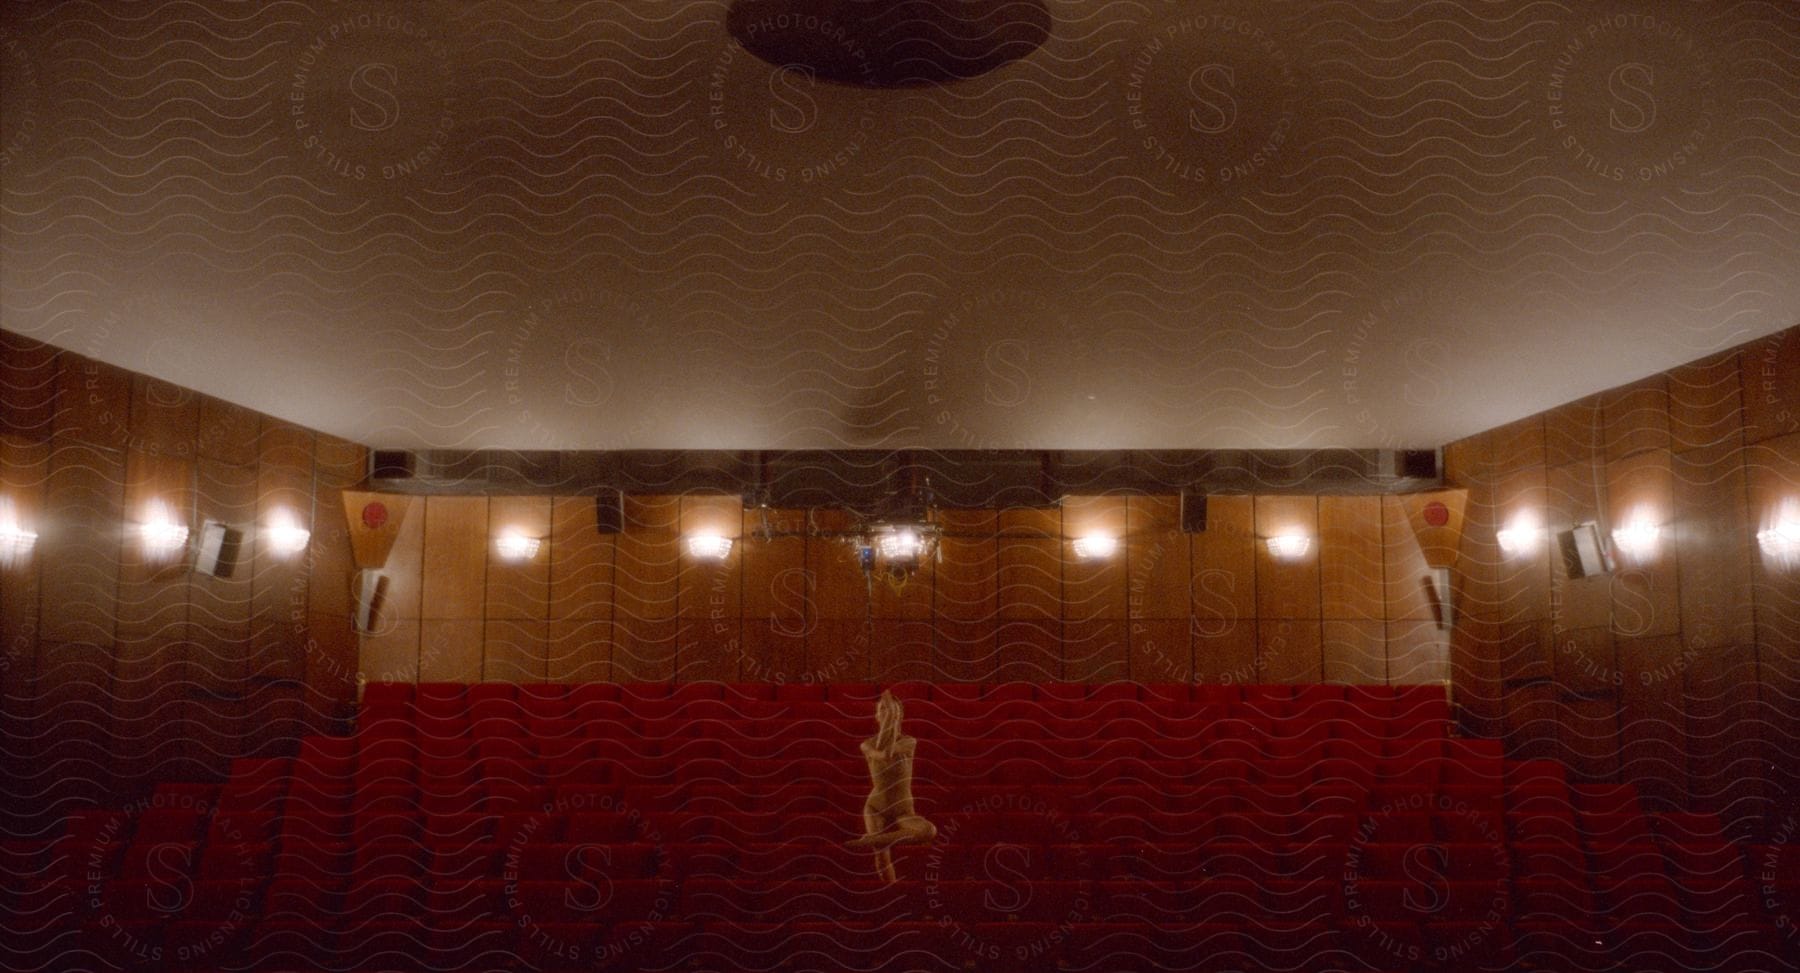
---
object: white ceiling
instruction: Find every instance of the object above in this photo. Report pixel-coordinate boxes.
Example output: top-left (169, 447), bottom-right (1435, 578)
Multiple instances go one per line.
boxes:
top-left (2, 0), bottom-right (1796, 450)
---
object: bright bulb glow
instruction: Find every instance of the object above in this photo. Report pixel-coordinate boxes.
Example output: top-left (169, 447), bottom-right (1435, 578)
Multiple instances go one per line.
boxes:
top-left (266, 510), bottom-right (311, 556)
top-left (685, 532), bottom-right (733, 560)
top-left (1611, 518), bottom-right (1661, 559)
top-left (1072, 533), bottom-right (1118, 560)
top-left (0, 523), bottom-right (37, 566)
top-left (1759, 513), bottom-right (1800, 561)
top-left (139, 509), bottom-right (189, 558)
top-left (1266, 533), bottom-right (1312, 560)
top-left (495, 532), bottom-right (541, 561)
top-left (1496, 512), bottom-right (1543, 555)
top-left (875, 527), bottom-right (927, 561)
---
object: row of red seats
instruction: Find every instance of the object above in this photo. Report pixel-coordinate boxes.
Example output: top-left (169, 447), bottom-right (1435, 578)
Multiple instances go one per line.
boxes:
top-left (36, 914), bottom-right (1795, 973)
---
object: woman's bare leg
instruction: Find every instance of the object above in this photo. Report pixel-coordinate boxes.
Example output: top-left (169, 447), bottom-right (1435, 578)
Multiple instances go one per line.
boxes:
top-left (875, 848), bottom-right (897, 883)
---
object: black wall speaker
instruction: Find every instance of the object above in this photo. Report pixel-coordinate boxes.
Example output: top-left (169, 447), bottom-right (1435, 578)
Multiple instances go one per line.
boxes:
top-left (1400, 449), bottom-right (1439, 479)
top-left (1180, 492), bottom-right (1208, 533)
top-left (194, 521), bottom-right (242, 578)
top-left (1557, 521), bottom-right (1612, 579)
top-left (594, 488), bottom-right (624, 534)
top-left (370, 450), bottom-right (414, 479)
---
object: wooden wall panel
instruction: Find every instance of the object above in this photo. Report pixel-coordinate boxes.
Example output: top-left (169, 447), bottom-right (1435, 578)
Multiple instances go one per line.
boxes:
top-left (1127, 496), bottom-right (1187, 620)
top-left (1253, 495), bottom-right (1319, 620)
top-left (52, 353), bottom-right (131, 449)
top-left (742, 507), bottom-right (807, 627)
top-left (484, 619), bottom-right (548, 682)
top-left (742, 618), bottom-right (807, 684)
top-left (1195, 620), bottom-right (1259, 684)
top-left (1385, 620), bottom-right (1449, 685)
top-left (1259, 619), bottom-right (1322, 684)
top-left (936, 510), bottom-right (997, 623)
top-left (613, 617), bottom-right (679, 682)
top-left (130, 375), bottom-right (199, 459)
top-left (550, 496), bottom-right (614, 620)
top-left (547, 617), bottom-right (612, 682)
top-left (1605, 449), bottom-right (1680, 639)
top-left (486, 496), bottom-right (551, 620)
top-left (615, 495), bottom-right (679, 622)
top-left (0, 436), bottom-right (48, 701)
top-left (40, 442), bottom-right (124, 645)
top-left (679, 616), bottom-right (742, 683)
top-left (1191, 494), bottom-right (1256, 629)
top-left (1488, 466), bottom-right (1551, 624)
top-left (1129, 618), bottom-right (1189, 683)
top-left (117, 448), bottom-right (193, 644)
top-left (1319, 496), bottom-right (1382, 620)
top-left (996, 512), bottom-right (1059, 621)
top-left (996, 618), bottom-right (1062, 682)
top-left (419, 619), bottom-right (483, 682)
top-left (1740, 328), bottom-right (1800, 444)
top-left (805, 618), bottom-right (874, 683)
top-left (935, 618), bottom-right (997, 683)
top-left (422, 496), bottom-right (489, 620)
top-left (1, 330), bottom-right (59, 439)
top-left (1667, 352), bottom-right (1742, 455)
top-left (1063, 617), bottom-right (1126, 683)
top-left (1545, 459), bottom-right (1612, 634)
top-left (1675, 446), bottom-right (1755, 650)
top-left (1062, 496), bottom-right (1127, 622)
top-left (677, 494), bottom-right (742, 621)
top-left (868, 619), bottom-right (934, 684)
top-left (1322, 620), bottom-right (1386, 684)
top-left (1380, 495), bottom-right (1435, 623)
top-left (1542, 393), bottom-right (1604, 469)
top-left (362, 619), bottom-right (422, 683)
top-left (1601, 375), bottom-right (1670, 462)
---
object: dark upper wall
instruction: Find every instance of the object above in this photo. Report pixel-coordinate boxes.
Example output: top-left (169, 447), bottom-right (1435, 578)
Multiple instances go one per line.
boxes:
top-left (0, 330), bottom-right (366, 827)
top-left (1442, 324), bottom-right (1800, 831)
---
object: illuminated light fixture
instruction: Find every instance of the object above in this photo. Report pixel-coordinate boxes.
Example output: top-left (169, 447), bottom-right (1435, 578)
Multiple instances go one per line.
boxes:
top-left (1496, 512), bottom-right (1544, 555)
top-left (266, 510), bottom-right (311, 557)
top-left (0, 523), bottom-right (37, 566)
top-left (1072, 533), bottom-right (1118, 560)
top-left (685, 532), bottom-right (733, 560)
top-left (494, 531), bottom-right (541, 562)
top-left (1759, 513), bottom-right (1800, 561)
top-left (1611, 517), bottom-right (1661, 560)
top-left (1266, 533), bottom-right (1312, 560)
top-left (874, 524), bottom-right (934, 562)
top-left (139, 507), bottom-right (190, 560)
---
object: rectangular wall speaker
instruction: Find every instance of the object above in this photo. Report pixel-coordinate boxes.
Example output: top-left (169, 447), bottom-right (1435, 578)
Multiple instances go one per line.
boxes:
top-left (1557, 521), bottom-right (1613, 579)
top-left (1180, 492), bottom-right (1208, 533)
top-left (370, 450), bottom-right (414, 479)
top-left (1400, 449), bottom-right (1439, 479)
top-left (594, 488), bottom-right (624, 534)
top-left (194, 521), bottom-right (242, 578)
top-left (353, 570), bottom-right (389, 633)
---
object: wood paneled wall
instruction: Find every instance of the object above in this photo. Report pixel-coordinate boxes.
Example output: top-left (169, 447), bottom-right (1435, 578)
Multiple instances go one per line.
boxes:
top-left (1443, 324), bottom-right (1800, 827)
top-left (0, 332), bottom-right (365, 821)
top-left (354, 488), bottom-right (1468, 691)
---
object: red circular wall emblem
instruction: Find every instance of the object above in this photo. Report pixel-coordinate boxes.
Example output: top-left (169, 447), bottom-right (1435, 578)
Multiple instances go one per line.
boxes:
top-left (361, 502), bottom-right (389, 530)
top-left (1423, 501), bottom-right (1449, 527)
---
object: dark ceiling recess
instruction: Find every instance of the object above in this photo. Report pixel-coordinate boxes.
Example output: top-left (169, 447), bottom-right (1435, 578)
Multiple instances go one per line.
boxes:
top-left (726, 0), bottom-right (1052, 87)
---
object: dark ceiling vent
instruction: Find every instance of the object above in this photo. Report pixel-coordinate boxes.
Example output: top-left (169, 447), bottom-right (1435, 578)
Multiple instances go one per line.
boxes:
top-left (726, 0), bottom-right (1052, 88)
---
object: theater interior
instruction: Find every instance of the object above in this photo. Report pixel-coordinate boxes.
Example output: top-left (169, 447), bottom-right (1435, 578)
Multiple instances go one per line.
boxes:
top-left (2, 1), bottom-right (1799, 971)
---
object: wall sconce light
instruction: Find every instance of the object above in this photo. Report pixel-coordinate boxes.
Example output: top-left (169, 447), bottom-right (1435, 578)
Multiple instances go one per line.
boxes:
top-left (1072, 533), bottom-right (1118, 560)
top-left (1266, 533), bottom-right (1312, 560)
top-left (1496, 512), bottom-right (1543, 555)
top-left (685, 532), bottom-right (733, 560)
top-left (0, 523), bottom-right (37, 567)
top-left (266, 510), bottom-right (311, 557)
top-left (494, 531), bottom-right (542, 562)
top-left (1759, 513), bottom-right (1800, 561)
top-left (1611, 517), bottom-right (1661, 561)
top-left (874, 525), bottom-right (934, 562)
top-left (139, 507), bottom-right (190, 560)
